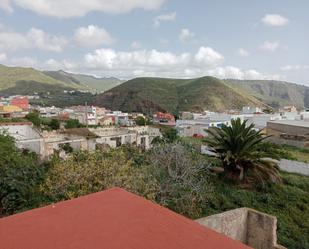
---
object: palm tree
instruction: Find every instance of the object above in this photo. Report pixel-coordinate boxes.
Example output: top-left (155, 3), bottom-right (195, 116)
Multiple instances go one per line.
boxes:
top-left (204, 118), bottom-right (281, 184)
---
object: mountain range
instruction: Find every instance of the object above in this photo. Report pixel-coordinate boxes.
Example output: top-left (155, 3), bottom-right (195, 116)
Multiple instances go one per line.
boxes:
top-left (0, 64), bottom-right (308, 112)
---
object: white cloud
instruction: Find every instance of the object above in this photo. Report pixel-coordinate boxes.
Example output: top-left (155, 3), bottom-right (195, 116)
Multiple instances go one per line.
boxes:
top-left (281, 65), bottom-right (309, 71)
top-left (194, 46), bottom-right (224, 66)
top-left (9, 56), bottom-right (38, 67)
top-left (260, 41), bottom-right (279, 52)
top-left (0, 0), bottom-right (13, 13)
top-left (154, 12), bottom-right (176, 27)
top-left (28, 28), bottom-right (67, 52)
top-left (261, 14), bottom-right (289, 27)
top-left (84, 48), bottom-right (191, 70)
top-left (0, 27), bottom-right (67, 52)
top-left (0, 31), bottom-right (30, 51)
top-left (179, 28), bottom-right (195, 42)
top-left (7, 0), bottom-right (167, 18)
top-left (74, 25), bottom-right (113, 48)
top-left (238, 48), bottom-right (250, 57)
top-left (0, 43), bottom-right (280, 81)
top-left (0, 52), bottom-right (7, 61)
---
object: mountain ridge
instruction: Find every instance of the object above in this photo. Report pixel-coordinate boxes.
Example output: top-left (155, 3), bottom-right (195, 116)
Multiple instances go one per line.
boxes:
top-left (94, 76), bottom-right (268, 114)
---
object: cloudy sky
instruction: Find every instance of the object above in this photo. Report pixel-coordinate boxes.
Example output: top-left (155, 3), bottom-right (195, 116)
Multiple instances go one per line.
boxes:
top-left (0, 0), bottom-right (308, 85)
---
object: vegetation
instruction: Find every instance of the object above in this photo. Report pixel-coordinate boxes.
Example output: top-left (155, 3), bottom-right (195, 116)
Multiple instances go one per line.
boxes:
top-left (206, 172), bottom-right (309, 249)
top-left (135, 116), bottom-right (147, 126)
top-left (225, 79), bottom-right (309, 109)
top-left (258, 142), bottom-right (309, 163)
top-left (280, 145), bottom-right (309, 163)
top-left (64, 119), bottom-right (84, 129)
top-left (0, 132), bottom-right (308, 248)
top-left (0, 64), bottom-right (121, 96)
top-left (0, 134), bottom-right (45, 215)
top-left (0, 117), bottom-right (26, 123)
top-left (25, 111), bottom-right (41, 127)
top-left (205, 119), bottom-right (281, 185)
top-left (95, 76), bottom-right (266, 114)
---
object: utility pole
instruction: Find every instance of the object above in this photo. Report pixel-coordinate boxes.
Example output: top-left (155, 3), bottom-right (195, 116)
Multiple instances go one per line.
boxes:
top-left (85, 101), bottom-right (88, 128)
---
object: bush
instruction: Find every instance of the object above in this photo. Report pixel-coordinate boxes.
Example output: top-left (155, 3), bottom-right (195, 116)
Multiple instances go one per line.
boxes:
top-left (65, 119), bottom-right (83, 129)
top-left (0, 134), bottom-right (44, 215)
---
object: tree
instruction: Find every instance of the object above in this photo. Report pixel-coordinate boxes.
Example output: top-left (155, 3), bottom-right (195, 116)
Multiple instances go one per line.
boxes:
top-left (41, 149), bottom-right (158, 202)
top-left (49, 119), bottom-right (60, 130)
top-left (148, 142), bottom-right (212, 217)
top-left (65, 119), bottom-right (83, 129)
top-left (204, 118), bottom-right (281, 185)
top-left (135, 116), bottom-right (146, 126)
top-left (0, 134), bottom-right (43, 215)
top-left (25, 111), bottom-right (41, 127)
top-left (163, 128), bottom-right (178, 143)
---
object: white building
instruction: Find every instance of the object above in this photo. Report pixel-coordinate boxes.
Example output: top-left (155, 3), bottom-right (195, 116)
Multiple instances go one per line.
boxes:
top-left (0, 122), bottom-right (97, 158)
top-left (90, 126), bottom-right (161, 150)
top-left (242, 106), bottom-right (263, 114)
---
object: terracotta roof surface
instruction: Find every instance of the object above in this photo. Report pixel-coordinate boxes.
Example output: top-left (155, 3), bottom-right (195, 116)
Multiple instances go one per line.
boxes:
top-left (0, 188), bottom-right (251, 249)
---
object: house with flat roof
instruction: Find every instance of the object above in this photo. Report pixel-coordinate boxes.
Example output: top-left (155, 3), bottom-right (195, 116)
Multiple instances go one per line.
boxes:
top-left (0, 188), bottom-right (251, 249)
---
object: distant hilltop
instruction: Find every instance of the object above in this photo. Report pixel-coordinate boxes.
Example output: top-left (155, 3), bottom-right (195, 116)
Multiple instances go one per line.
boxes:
top-left (95, 76), bottom-right (309, 114)
top-left (0, 64), bottom-right (123, 94)
top-left (0, 64), bottom-right (309, 111)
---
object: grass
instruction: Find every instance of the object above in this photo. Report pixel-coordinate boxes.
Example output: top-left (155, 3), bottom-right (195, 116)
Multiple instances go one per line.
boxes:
top-left (204, 172), bottom-right (309, 249)
top-left (281, 145), bottom-right (309, 163)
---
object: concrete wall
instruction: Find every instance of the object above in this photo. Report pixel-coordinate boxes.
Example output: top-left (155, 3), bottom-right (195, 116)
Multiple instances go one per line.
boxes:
top-left (267, 122), bottom-right (309, 136)
top-left (196, 208), bottom-right (248, 243)
top-left (0, 124), bottom-right (43, 155)
top-left (196, 208), bottom-right (286, 249)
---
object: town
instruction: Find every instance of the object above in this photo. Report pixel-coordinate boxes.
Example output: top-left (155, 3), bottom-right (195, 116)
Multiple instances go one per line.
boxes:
top-left (1, 94), bottom-right (309, 249)
top-left (1, 1), bottom-right (309, 249)
top-left (1, 95), bottom-right (308, 159)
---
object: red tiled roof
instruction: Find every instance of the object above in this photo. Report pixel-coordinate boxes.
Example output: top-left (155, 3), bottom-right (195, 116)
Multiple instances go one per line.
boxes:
top-left (0, 188), bottom-right (251, 249)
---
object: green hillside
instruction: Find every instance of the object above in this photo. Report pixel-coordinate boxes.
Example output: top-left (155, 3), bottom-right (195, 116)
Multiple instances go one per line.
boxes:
top-left (43, 70), bottom-right (82, 87)
top-left (43, 70), bottom-right (123, 92)
top-left (0, 64), bottom-right (70, 90)
top-left (0, 65), bottom-right (121, 107)
top-left (95, 76), bottom-right (265, 114)
top-left (71, 74), bottom-right (123, 92)
top-left (225, 79), bottom-right (309, 109)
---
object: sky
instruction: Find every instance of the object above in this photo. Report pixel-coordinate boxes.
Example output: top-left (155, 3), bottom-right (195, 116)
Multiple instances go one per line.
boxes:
top-left (0, 0), bottom-right (308, 85)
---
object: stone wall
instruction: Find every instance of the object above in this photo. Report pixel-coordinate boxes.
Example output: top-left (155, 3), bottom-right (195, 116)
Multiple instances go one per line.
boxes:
top-left (196, 208), bottom-right (286, 249)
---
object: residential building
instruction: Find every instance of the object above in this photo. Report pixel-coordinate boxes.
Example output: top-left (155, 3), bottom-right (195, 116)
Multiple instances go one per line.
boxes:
top-left (38, 106), bottom-right (62, 118)
top-left (0, 122), bottom-right (42, 153)
top-left (0, 105), bottom-right (25, 118)
top-left (0, 122), bottom-right (97, 158)
top-left (242, 106), bottom-right (263, 114)
top-left (91, 126), bottom-right (160, 149)
top-left (177, 119), bottom-right (230, 137)
top-left (0, 188), bottom-right (251, 249)
top-left (9, 96), bottom-right (29, 110)
top-left (98, 116), bottom-right (115, 126)
top-left (153, 112), bottom-right (176, 126)
top-left (68, 105), bottom-right (97, 126)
